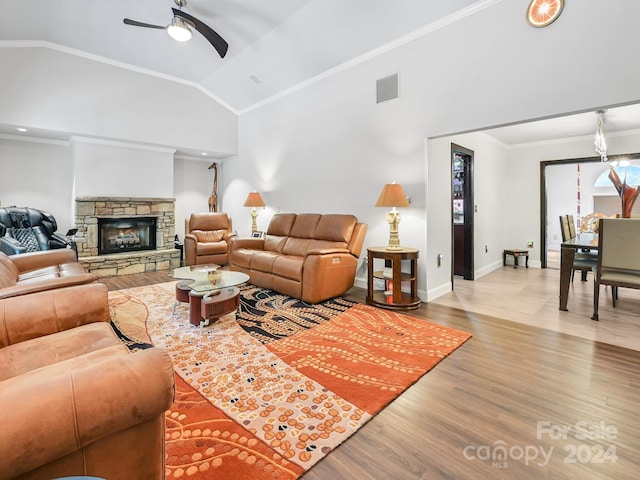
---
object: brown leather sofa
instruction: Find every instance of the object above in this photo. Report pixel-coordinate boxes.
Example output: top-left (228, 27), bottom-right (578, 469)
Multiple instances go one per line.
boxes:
top-left (184, 212), bottom-right (236, 266)
top-left (229, 213), bottom-right (367, 303)
top-left (0, 282), bottom-right (175, 480)
top-left (0, 249), bottom-right (96, 300)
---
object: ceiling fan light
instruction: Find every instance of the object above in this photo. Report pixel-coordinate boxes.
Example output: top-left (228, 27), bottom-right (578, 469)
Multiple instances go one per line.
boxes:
top-left (167, 17), bottom-right (192, 42)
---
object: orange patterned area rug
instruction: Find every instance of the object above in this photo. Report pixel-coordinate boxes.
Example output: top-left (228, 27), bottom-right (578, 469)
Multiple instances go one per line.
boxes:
top-left (109, 282), bottom-right (471, 479)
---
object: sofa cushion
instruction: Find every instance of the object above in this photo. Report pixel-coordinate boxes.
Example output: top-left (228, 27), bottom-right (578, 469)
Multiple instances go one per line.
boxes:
top-left (0, 323), bottom-right (123, 381)
top-left (283, 236), bottom-right (313, 257)
top-left (193, 229), bottom-right (225, 243)
top-left (266, 213), bottom-right (296, 236)
top-left (17, 262), bottom-right (87, 283)
top-left (189, 213), bottom-right (231, 231)
top-left (289, 214), bottom-right (322, 239)
top-left (272, 255), bottom-right (304, 281)
top-left (251, 251), bottom-right (281, 273)
top-left (230, 248), bottom-right (254, 269)
top-left (314, 214), bottom-right (357, 242)
top-left (280, 214), bottom-right (322, 256)
top-left (196, 240), bottom-right (228, 255)
top-left (262, 214), bottom-right (297, 253)
top-left (264, 235), bottom-right (288, 253)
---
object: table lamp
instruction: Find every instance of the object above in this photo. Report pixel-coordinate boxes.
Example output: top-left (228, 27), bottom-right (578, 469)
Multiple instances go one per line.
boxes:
top-left (375, 182), bottom-right (410, 250)
top-left (243, 191), bottom-right (265, 232)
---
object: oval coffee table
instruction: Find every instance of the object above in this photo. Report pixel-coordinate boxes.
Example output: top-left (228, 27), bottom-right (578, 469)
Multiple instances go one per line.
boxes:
top-left (170, 265), bottom-right (250, 326)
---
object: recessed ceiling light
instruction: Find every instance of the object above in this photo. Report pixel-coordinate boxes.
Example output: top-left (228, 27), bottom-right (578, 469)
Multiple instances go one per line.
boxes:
top-left (201, 152), bottom-right (208, 156)
top-left (16, 127), bottom-right (27, 133)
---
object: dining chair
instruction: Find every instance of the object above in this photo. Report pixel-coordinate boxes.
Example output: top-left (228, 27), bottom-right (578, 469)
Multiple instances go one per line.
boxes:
top-left (560, 214), bottom-right (596, 282)
top-left (591, 218), bottom-right (640, 321)
top-left (559, 215), bottom-right (571, 242)
top-left (567, 214), bottom-right (577, 238)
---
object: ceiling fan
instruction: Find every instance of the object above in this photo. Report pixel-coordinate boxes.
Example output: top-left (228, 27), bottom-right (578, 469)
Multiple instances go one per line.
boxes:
top-left (123, 0), bottom-right (228, 58)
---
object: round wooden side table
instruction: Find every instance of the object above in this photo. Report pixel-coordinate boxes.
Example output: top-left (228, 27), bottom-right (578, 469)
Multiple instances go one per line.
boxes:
top-left (366, 246), bottom-right (420, 310)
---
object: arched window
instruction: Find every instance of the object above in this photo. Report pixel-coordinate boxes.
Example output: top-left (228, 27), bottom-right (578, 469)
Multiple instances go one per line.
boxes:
top-left (595, 165), bottom-right (640, 187)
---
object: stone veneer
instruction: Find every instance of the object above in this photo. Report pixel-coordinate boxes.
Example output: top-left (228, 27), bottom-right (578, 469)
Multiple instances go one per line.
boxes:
top-left (74, 196), bottom-right (181, 277)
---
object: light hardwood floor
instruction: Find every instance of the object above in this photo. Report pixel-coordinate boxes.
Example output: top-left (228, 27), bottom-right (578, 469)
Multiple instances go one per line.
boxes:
top-left (100, 266), bottom-right (640, 480)
top-left (436, 264), bottom-right (640, 352)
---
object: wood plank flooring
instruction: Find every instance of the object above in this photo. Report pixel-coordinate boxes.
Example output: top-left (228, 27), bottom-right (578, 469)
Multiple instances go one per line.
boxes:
top-left (437, 265), bottom-right (640, 352)
top-left (99, 267), bottom-right (640, 480)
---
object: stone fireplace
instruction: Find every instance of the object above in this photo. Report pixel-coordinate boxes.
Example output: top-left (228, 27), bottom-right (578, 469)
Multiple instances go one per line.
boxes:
top-left (74, 196), bottom-right (181, 276)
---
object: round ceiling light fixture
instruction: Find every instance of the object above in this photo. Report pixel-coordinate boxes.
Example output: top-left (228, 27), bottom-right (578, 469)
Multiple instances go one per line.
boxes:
top-left (167, 16), bottom-right (192, 41)
top-left (526, 0), bottom-right (564, 28)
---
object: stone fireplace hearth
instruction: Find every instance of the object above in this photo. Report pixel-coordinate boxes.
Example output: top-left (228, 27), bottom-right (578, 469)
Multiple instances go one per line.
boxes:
top-left (74, 196), bottom-right (181, 276)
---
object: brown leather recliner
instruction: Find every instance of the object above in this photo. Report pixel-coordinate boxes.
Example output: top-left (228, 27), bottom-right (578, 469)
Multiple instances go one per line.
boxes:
top-left (0, 282), bottom-right (175, 480)
top-left (184, 212), bottom-right (236, 266)
top-left (229, 213), bottom-right (367, 303)
top-left (0, 249), bottom-right (96, 300)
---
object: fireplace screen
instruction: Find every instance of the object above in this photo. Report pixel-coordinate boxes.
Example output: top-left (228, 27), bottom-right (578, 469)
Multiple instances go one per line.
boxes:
top-left (98, 217), bottom-right (157, 255)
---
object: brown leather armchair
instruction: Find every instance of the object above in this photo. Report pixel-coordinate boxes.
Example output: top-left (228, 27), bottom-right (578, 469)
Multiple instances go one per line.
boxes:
top-left (0, 282), bottom-right (175, 480)
top-left (184, 212), bottom-right (236, 266)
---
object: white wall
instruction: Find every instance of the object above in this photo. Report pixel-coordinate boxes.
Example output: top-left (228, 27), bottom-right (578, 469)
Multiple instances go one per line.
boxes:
top-left (72, 138), bottom-right (174, 198)
top-left (0, 137), bottom-right (75, 231)
top-left (173, 156), bottom-right (223, 239)
top-left (0, 47), bottom-right (238, 156)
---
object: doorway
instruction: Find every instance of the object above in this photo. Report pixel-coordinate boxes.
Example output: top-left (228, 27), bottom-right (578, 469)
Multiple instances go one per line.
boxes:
top-left (539, 153), bottom-right (640, 268)
top-left (451, 143), bottom-right (474, 282)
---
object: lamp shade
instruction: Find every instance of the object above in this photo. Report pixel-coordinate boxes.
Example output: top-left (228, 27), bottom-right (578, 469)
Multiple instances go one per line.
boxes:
top-left (244, 192), bottom-right (265, 207)
top-left (375, 183), bottom-right (410, 207)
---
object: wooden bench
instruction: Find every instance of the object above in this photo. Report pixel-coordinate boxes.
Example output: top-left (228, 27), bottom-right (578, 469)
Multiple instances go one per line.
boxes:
top-left (503, 249), bottom-right (529, 269)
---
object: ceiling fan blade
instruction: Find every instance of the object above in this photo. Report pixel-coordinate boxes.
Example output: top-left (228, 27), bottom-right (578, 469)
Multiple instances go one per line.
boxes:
top-left (172, 8), bottom-right (228, 58)
top-left (123, 18), bottom-right (166, 30)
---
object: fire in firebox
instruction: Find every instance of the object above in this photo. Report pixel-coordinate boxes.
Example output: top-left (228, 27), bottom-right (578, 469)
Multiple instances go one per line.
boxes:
top-left (98, 217), bottom-right (156, 255)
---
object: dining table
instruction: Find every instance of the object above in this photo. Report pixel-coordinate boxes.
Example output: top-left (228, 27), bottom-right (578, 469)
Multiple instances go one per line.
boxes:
top-left (559, 232), bottom-right (599, 311)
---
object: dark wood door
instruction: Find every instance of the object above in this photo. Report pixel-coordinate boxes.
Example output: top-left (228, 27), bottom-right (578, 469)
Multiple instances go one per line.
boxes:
top-left (453, 224), bottom-right (465, 276)
top-left (451, 144), bottom-right (474, 281)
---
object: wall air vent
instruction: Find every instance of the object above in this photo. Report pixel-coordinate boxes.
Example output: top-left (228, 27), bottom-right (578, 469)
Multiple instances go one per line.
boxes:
top-left (376, 73), bottom-right (399, 104)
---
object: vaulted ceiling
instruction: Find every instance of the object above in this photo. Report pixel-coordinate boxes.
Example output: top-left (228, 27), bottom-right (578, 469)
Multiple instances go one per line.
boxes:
top-left (0, 0), bottom-right (485, 112)
top-left (2, 0), bottom-right (640, 147)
